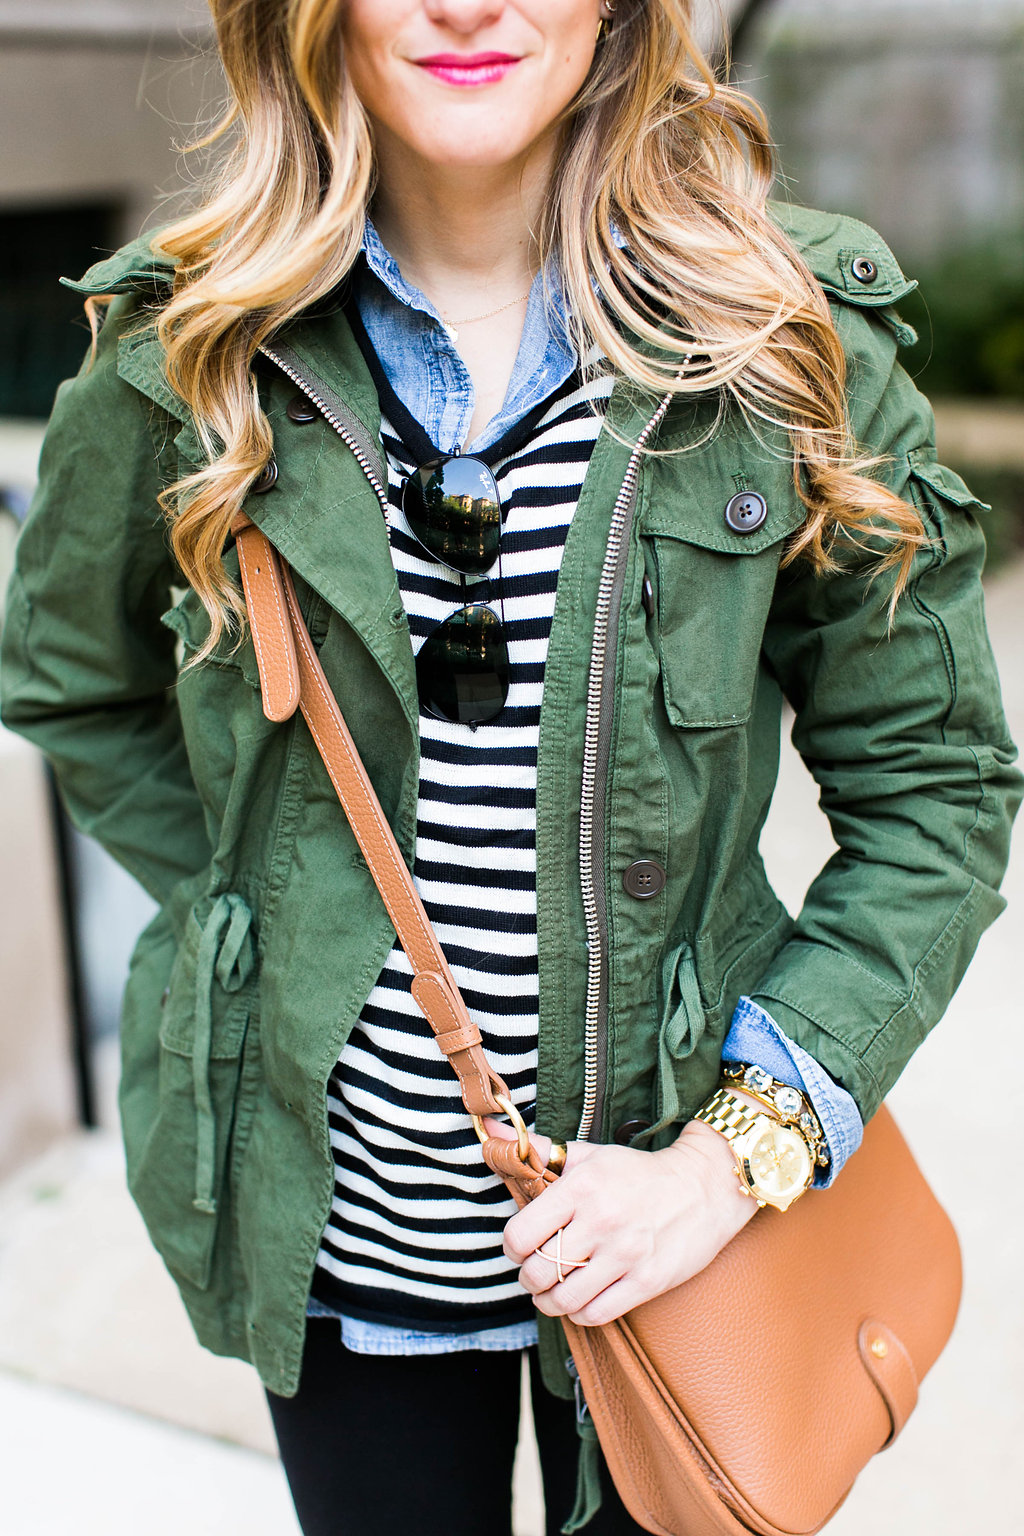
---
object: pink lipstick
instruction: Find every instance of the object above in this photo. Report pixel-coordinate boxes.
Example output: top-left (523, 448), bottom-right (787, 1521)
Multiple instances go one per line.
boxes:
top-left (415, 53), bottom-right (521, 88)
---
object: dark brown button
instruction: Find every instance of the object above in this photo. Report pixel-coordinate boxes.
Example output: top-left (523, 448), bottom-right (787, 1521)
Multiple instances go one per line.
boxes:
top-left (622, 859), bottom-right (666, 899)
top-left (641, 574), bottom-right (655, 618)
top-left (252, 458), bottom-right (279, 493)
top-left (614, 1119), bottom-right (651, 1146)
top-left (851, 256), bottom-right (878, 284)
top-left (724, 491), bottom-right (767, 534)
top-left (286, 395), bottom-right (318, 424)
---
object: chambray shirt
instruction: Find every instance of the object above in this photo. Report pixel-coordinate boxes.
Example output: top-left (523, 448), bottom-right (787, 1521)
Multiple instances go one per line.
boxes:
top-left (308, 221), bottom-right (863, 1356)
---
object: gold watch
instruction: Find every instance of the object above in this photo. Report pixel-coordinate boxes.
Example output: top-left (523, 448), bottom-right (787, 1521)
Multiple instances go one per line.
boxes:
top-left (693, 1074), bottom-right (821, 1212)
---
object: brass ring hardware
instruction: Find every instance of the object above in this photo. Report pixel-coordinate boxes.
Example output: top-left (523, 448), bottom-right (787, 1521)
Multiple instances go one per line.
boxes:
top-left (547, 1141), bottom-right (568, 1175)
top-left (472, 1094), bottom-right (532, 1164)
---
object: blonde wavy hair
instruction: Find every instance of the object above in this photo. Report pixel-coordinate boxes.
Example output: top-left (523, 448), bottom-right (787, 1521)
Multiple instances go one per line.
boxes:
top-left (144, 0), bottom-right (925, 658)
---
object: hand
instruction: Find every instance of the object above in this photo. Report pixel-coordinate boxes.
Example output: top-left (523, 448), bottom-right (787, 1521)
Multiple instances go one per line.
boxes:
top-left (484, 1116), bottom-right (758, 1327)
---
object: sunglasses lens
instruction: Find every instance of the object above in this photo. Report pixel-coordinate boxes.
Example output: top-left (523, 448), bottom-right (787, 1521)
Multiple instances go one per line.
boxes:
top-left (403, 457), bottom-right (501, 575)
top-left (416, 604), bottom-right (509, 725)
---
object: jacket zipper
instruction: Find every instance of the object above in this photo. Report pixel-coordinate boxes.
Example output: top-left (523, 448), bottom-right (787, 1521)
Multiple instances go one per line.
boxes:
top-left (575, 389), bottom-right (673, 1143)
top-left (261, 341), bottom-right (671, 1146)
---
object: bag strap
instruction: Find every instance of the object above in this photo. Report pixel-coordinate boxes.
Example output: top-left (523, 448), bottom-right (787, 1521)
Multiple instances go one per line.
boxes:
top-left (231, 513), bottom-right (556, 1207)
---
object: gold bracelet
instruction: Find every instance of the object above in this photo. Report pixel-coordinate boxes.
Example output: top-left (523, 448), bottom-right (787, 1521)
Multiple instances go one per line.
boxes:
top-left (719, 1061), bottom-right (830, 1168)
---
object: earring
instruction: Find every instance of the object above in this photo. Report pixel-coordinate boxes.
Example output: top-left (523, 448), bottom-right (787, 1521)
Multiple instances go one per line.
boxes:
top-left (597, 1), bottom-right (615, 43)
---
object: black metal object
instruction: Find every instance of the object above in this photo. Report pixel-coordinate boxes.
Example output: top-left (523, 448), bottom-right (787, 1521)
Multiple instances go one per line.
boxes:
top-left (44, 765), bottom-right (97, 1129)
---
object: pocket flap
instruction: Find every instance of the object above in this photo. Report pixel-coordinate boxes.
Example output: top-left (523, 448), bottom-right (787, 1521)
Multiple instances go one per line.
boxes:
top-left (160, 571), bottom-right (261, 688)
top-left (642, 455), bottom-right (807, 556)
top-left (908, 450), bottom-right (991, 512)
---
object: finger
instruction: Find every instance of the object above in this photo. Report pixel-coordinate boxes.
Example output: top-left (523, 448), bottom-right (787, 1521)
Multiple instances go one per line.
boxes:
top-left (552, 1138), bottom-right (591, 1177)
top-left (517, 1226), bottom-right (598, 1296)
top-left (503, 1183), bottom-right (577, 1264)
top-left (557, 1273), bottom-right (653, 1329)
top-left (530, 1255), bottom-right (630, 1319)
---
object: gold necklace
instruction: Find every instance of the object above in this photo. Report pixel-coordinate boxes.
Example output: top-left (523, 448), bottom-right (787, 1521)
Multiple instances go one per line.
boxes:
top-left (440, 288), bottom-right (531, 342)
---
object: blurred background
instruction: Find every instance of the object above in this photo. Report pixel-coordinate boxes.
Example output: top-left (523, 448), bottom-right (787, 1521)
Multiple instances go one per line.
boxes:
top-left (0, 2), bottom-right (1020, 1533)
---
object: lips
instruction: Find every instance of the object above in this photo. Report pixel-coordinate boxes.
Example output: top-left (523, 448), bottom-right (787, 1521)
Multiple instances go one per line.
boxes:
top-left (414, 53), bottom-right (522, 88)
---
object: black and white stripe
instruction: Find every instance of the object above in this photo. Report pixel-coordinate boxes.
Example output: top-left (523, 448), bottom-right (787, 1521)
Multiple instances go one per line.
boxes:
top-left (311, 368), bottom-right (614, 1329)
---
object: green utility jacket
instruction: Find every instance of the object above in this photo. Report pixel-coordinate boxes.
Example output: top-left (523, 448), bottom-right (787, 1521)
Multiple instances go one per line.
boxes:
top-left (1, 206), bottom-right (1019, 1399)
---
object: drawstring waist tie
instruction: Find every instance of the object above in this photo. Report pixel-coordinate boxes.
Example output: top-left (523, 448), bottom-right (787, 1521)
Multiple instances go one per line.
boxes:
top-left (191, 892), bottom-right (255, 1214)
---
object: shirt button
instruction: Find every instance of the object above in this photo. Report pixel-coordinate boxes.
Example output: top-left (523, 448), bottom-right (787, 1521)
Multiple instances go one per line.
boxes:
top-left (286, 395), bottom-right (319, 424)
top-left (724, 491), bottom-right (767, 534)
top-left (614, 1119), bottom-right (652, 1145)
top-left (622, 859), bottom-right (666, 899)
top-left (851, 256), bottom-right (879, 285)
top-left (252, 459), bottom-right (279, 493)
top-left (641, 575), bottom-right (655, 618)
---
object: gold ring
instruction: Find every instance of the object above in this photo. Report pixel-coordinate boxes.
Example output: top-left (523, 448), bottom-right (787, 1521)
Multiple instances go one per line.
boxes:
top-left (534, 1226), bottom-right (590, 1286)
top-left (546, 1141), bottom-right (568, 1175)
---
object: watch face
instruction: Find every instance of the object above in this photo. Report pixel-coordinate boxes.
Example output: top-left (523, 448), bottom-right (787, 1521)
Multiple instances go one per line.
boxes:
top-left (742, 1118), bottom-right (814, 1206)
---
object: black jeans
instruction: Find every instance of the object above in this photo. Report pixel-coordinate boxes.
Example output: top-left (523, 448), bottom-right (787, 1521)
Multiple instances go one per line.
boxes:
top-left (265, 1318), bottom-right (647, 1536)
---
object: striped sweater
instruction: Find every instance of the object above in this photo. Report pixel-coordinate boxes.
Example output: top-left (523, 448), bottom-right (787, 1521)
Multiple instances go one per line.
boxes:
top-left (310, 364), bottom-right (614, 1329)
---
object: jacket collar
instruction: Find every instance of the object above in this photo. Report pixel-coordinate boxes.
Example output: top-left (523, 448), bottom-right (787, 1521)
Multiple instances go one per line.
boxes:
top-left (243, 302), bottom-right (409, 691)
top-left (63, 238), bottom-right (410, 687)
top-left (60, 209), bottom-right (917, 687)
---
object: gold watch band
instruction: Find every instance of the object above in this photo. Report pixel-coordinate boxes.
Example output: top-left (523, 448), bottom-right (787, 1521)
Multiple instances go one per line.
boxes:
top-left (692, 1086), bottom-right (767, 1143)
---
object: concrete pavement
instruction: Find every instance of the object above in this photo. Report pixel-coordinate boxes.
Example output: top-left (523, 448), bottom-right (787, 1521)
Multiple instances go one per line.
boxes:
top-left (0, 1373), bottom-right (295, 1536)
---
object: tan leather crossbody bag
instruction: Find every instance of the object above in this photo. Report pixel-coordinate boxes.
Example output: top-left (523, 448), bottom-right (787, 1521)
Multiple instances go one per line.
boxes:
top-left (233, 513), bottom-right (963, 1536)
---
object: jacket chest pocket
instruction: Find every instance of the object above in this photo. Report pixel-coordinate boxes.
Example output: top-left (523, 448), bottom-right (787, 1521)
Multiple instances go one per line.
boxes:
top-left (640, 466), bottom-right (807, 728)
top-left (126, 893), bottom-right (258, 1292)
top-left (161, 561), bottom-right (329, 701)
top-left (161, 554), bottom-right (263, 691)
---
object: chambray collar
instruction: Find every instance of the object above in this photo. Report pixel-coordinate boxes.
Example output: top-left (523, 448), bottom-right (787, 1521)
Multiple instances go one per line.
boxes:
top-left (359, 214), bottom-right (629, 316)
top-left (355, 216), bottom-right (579, 455)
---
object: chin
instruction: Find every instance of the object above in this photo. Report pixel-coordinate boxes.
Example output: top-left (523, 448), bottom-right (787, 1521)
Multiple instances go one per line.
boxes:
top-left (410, 130), bottom-right (539, 170)
top-left (382, 79), bottom-right (550, 171)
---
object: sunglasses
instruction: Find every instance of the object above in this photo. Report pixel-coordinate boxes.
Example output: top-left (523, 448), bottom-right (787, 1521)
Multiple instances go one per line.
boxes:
top-left (402, 455), bottom-right (510, 727)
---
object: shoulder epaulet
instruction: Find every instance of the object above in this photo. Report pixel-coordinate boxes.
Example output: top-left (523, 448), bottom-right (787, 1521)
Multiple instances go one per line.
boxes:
top-left (60, 233), bottom-right (178, 298)
top-left (768, 200), bottom-right (917, 310)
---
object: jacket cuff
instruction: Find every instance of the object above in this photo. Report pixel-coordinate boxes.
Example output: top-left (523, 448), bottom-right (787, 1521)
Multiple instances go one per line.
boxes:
top-left (723, 997), bottom-right (864, 1187)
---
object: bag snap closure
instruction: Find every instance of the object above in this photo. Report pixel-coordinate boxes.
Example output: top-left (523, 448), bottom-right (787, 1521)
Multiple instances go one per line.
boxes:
top-left (724, 491), bottom-right (767, 534)
top-left (851, 255), bottom-right (879, 284)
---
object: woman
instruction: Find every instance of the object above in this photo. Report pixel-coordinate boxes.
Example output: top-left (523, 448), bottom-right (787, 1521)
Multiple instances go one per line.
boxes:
top-left (2, 2), bottom-right (1018, 1533)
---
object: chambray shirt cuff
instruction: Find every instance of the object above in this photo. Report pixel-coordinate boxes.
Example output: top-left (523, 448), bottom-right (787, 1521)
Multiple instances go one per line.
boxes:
top-left (723, 997), bottom-right (864, 1188)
